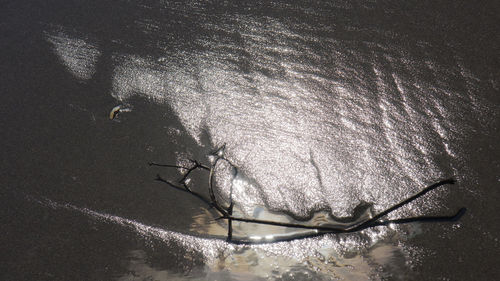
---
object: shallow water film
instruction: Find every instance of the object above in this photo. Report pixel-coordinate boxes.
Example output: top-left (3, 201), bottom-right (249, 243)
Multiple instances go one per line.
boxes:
top-left (1, 0), bottom-right (499, 280)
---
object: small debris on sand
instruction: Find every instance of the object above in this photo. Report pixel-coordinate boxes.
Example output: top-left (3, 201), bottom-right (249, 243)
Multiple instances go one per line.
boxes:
top-left (109, 105), bottom-right (121, 120)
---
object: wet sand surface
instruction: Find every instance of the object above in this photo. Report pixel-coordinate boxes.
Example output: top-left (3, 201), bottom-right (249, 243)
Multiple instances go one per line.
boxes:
top-left (1, 1), bottom-right (499, 280)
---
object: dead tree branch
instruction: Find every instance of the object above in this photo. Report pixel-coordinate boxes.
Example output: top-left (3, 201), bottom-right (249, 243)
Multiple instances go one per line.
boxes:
top-left (151, 147), bottom-right (466, 244)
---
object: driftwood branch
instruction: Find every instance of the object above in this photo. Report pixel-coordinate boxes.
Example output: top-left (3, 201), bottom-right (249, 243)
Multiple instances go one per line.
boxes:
top-left (151, 147), bottom-right (466, 244)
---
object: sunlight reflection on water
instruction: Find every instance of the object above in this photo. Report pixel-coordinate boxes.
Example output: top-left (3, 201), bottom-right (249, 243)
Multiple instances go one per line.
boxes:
top-left (34, 195), bottom-right (408, 280)
top-left (41, 2), bottom-right (489, 280)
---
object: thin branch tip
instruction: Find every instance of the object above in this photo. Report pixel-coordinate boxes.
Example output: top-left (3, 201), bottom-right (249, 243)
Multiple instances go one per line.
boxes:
top-left (452, 207), bottom-right (467, 221)
top-left (442, 178), bottom-right (456, 185)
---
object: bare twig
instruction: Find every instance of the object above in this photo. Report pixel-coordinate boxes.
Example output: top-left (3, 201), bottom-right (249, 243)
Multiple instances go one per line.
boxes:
top-left (151, 146), bottom-right (466, 243)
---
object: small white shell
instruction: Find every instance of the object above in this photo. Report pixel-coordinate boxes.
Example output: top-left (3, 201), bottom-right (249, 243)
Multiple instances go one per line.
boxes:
top-left (109, 105), bottom-right (121, 120)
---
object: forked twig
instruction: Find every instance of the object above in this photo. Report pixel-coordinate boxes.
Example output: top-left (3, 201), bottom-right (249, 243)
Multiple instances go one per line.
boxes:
top-left (151, 147), bottom-right (466, 244)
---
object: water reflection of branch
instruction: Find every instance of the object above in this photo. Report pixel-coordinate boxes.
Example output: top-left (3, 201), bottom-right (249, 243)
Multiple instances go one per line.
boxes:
top-left (151, 146), bottom-right (466, 244)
